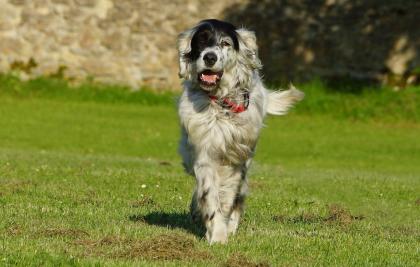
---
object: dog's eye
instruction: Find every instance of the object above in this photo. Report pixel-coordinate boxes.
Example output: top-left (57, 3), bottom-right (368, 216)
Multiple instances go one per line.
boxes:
top-left (221, 41), bottom-right (231, 47)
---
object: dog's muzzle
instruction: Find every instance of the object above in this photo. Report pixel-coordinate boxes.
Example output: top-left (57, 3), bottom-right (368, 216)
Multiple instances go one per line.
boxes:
top-left (198, 70), bottom-right (223, 88)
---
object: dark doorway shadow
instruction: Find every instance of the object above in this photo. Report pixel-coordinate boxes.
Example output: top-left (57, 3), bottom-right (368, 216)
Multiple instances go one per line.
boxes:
top-left (129, 211), bottom-right (205, 237)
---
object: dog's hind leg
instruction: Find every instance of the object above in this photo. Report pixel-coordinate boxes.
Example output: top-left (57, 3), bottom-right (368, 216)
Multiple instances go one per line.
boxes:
top-left (193, 161), bottom-right (227, 244)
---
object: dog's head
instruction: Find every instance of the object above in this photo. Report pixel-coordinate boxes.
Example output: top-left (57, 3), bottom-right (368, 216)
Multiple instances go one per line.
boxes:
top-left (177, 19), bottom-right (261, 94)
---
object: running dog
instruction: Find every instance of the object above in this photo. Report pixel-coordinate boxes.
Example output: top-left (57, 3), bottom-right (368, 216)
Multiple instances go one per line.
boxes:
top-left (177, 19), bottom-right (303, 244)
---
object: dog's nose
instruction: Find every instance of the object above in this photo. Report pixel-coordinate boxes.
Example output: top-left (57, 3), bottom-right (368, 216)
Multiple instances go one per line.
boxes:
top-left (203, 52), bottom-right (217, 67)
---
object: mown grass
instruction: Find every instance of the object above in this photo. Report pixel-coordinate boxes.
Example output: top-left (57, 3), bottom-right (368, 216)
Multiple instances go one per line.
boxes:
top-left (0, 76), bottom-right (419, 266)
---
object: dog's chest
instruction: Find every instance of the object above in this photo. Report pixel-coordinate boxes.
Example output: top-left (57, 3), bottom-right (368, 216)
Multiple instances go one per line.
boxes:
top-left (182, 104), bottom-right (262, 164)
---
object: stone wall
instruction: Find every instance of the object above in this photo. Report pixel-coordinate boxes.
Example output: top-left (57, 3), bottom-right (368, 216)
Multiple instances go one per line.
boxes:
top-left (225, 0), bottom-right (420, 88)
top-left (0, 0), bottom-right (419, 90)
top-left (0, 0), bottom-right (244, 89)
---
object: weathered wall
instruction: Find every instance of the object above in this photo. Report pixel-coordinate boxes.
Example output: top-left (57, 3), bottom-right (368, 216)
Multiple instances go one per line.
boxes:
top-left (225, 0), bottom-right (420, 87)
top-left (0, 0), bottom-right (419, 89)
top-left (0, 0), bottom-right (244, 89)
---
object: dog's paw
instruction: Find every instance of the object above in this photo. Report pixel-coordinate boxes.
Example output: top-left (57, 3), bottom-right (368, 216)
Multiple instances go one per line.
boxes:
top-left (209, 228), bottom-right (228, 245)
top-left (207, 217), bottom-right (228, 244)
top-left (227, 210), bottom-right (241, 235)
top-left (227, 220), bottom-right (239, 235)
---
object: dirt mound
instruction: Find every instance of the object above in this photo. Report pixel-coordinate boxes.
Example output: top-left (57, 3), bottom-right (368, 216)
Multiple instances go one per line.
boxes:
top-left (39, 228), bottom-right (90, 239)
top-left (273, 204), bottom-right (364, 226)
top-left (73, 233), bottom-right (212, 261)
top-left (224, 253), bottom-right (270, 267)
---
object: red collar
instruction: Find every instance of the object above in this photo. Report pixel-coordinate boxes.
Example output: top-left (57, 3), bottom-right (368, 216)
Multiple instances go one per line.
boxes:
top-left (208, 92), bottom-right (250, 113)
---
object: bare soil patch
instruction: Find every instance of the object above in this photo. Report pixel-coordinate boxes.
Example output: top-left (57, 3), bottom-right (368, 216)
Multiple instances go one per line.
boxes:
top-left (130, 196), bottom-right (160, 209)
top-left (39, 228), bottom-right (90, 239)
top-left (0, 179), bottom-right (35, 195)
top-left (73, 233), bottom-right (212, 261)
top-left (273, 204), bottom-right (364, 225)
top-left (224, 253), bottom-right (270, 267)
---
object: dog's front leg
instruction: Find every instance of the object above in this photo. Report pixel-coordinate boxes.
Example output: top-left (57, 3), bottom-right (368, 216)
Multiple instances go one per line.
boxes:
top-left (218, 167), bottom-right (248, 236)
top-left (193, 160), bottom-right (227, 244)
top-left (227, 178), bottom-right (247, 235)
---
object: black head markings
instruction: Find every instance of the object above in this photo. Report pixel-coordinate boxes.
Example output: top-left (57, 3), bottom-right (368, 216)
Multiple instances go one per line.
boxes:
top-left (187, 19), bottom-right (240, 61)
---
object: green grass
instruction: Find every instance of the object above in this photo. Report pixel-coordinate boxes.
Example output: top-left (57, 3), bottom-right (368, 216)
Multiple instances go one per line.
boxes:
top-left (0, 74), bottom-right (176, 106)
top-left (0, 76), bottom-right (419, 266)
top-left (1, 74), bottom-right (419, 121)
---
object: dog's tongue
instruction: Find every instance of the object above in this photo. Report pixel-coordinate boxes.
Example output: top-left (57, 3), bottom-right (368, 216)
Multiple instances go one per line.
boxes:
top-left (201, 73), bottom-right (218, 83)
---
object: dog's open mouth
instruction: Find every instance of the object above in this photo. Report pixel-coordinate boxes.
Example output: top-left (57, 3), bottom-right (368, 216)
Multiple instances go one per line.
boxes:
top-left (198, 70), bottom-right (223, 88)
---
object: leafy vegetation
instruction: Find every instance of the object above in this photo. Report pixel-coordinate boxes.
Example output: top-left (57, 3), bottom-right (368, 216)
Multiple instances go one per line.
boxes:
top-left (0, 74), bottom-right (176, 106)
top-left (1, 74), bottom-right (419, 121)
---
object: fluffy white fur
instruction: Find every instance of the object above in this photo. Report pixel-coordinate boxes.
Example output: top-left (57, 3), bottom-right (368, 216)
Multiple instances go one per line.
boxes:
top-left (177, 21), bottom-right (304, 244)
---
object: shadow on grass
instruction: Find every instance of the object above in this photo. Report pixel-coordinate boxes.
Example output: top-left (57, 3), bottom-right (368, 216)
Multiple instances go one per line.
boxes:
top-left (129, 211), bottom-right (205, 238)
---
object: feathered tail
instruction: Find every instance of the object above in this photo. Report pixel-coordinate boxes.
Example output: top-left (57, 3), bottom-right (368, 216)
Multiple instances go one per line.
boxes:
top-left (266, 84), bottom-right (305, 115)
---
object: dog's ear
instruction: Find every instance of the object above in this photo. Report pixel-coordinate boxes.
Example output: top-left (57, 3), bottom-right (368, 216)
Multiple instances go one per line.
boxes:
top-left (236, 28), bottom-right (262, 70)
top-left (177, 28), bottom-right (196, 79)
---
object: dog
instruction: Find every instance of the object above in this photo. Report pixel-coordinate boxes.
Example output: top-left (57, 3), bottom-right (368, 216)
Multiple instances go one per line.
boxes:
top-left (177, 19), bottom-right (304, 244)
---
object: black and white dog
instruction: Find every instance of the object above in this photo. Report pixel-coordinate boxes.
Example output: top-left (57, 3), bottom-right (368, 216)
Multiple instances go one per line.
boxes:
top-left (177, 19), bottom-right (303, 244)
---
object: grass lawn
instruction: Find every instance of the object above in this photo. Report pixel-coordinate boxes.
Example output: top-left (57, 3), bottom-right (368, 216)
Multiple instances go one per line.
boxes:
top-left (0, 77), bottom-right (419, 266)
